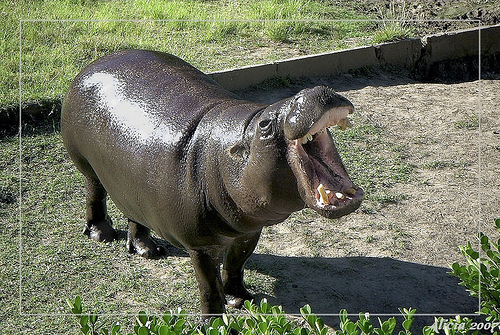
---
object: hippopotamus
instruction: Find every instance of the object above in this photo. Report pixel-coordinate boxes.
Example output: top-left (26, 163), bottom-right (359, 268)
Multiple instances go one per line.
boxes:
top-left (61, 49), bottom-right (363, 316)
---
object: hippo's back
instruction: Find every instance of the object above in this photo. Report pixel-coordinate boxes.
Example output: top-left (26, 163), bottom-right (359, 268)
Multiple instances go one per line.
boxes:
top-left (63, 50), bottom-right (240, 145)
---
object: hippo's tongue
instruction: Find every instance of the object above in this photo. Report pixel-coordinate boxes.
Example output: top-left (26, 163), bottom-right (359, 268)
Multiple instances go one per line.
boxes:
top-left (286, 110), bottom-right (363, 219)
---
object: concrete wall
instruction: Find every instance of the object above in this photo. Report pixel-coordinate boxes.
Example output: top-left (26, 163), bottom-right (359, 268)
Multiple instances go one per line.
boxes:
top-left (209, 24), bottom-right (500, 91)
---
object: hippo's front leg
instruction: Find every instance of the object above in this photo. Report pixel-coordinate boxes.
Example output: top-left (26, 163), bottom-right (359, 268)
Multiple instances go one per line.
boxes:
top-left (222, 232), bottom-right (261, 308)
top-left (188, 247), bottom-right (226, 316)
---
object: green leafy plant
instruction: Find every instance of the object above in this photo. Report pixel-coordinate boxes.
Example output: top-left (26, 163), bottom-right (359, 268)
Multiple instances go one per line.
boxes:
top-left (68, 295), bottom-right (499, 335)
top-left (66, 297), bottom-right (432, 335)
top-left (450, 219), bottom-right (500, 324)
top-left (67, 296), bottom-right (331, 335)
top-left (336, 308), bottom-right (415, 335)
top-left (66, 296), bottom-right (110, 335)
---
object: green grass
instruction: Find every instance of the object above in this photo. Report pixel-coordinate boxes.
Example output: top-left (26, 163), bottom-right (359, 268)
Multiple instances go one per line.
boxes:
top-left (372, 22), bottom-right (415, 44)
top-left (370, 1), bottom-right (415, 44)
top-left (453, 116), bottom-right (479, 129)
top-left (2, 0), bottom-right (378, 108)
top-left (3, 0), bottom-right (484, 109)
top-left (422, 160), bottom-right (471, 170)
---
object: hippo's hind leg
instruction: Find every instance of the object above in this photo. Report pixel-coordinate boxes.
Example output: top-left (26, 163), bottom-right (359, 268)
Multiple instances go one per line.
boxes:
top-left (64, 134), bottom-right (116, 242)
top-left (127, 220), bottom-right (165, 258)
top-left (83, 176), bottom-right (117, 242)
top-left (222, 231), bottom-right (261, 308)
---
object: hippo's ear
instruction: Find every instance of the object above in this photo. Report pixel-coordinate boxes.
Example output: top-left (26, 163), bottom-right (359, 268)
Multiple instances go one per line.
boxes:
top-left (229, 143), bottom-right (249, 159)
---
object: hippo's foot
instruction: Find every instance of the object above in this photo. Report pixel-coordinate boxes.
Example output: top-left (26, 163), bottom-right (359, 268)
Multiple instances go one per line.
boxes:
top-left (127, 236), bottom-right (166, 259)
top-left (83, 218), bottom-right (117, 242)
top-left (127, 220), bottom-right (165, 259)
top-left (224, 285), bottom-right (254, 309)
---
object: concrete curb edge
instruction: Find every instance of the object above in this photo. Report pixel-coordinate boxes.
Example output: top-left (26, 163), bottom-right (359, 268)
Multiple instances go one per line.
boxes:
top-left (208, 24), bottom-right (500, 91)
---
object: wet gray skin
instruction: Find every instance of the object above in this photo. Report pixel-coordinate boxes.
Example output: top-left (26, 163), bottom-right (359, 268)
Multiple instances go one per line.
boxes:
top-left (61, 49), bottom-right (363, 316)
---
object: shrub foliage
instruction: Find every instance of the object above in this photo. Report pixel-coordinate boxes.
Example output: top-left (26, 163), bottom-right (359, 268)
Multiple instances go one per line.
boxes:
top-left (451, 218), bottom-right (500, 324)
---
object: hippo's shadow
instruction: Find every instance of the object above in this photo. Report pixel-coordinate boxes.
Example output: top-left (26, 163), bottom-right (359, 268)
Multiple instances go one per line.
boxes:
top-left (244, 254), bottom-right (478, 328)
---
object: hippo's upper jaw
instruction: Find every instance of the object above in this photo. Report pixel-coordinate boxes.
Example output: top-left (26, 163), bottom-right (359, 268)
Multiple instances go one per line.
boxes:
top-left (284, 87), bottom-right (364, 219)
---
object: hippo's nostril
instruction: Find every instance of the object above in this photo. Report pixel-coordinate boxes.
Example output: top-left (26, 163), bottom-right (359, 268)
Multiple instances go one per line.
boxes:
top-left (259, 118), bottom-right (274, 138)
top-left (259, 119), bottom-right (271, 129)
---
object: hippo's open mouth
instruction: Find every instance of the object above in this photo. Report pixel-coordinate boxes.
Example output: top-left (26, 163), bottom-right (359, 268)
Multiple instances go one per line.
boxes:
top-left (286, 107), bottom-right (364, 219)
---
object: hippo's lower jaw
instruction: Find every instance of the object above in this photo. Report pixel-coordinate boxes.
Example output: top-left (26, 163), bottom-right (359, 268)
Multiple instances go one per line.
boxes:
top-left (286, 110), bottom-right (364, 219)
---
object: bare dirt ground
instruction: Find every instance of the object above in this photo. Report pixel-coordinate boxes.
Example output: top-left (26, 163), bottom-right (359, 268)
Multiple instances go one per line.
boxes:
top-left (235, 71), bottom-right (500, 327)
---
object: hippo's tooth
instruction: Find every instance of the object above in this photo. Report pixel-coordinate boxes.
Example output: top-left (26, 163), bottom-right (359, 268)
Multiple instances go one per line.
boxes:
top-left (317, 183), bottom-right (329, 204)
top-left (345, 187), bottom-right (357, 195)
top-left (335, 192), bottom-right (345, 199)
top-left (301, 133), bottom-right (313, 144)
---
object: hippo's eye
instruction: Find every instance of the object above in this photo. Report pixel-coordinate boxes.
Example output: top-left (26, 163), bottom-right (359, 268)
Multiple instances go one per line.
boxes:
top-left (259, 119), bottom-right (274, 138)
